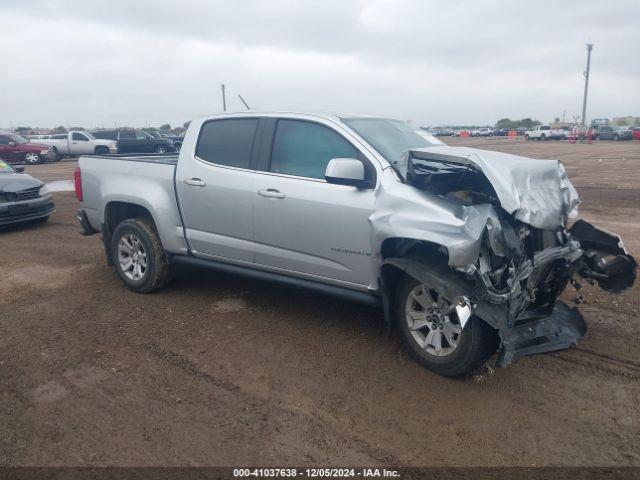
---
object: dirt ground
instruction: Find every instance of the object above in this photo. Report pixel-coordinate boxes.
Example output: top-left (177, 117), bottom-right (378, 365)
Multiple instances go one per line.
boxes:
top-left (0, 138), bottom-right (638, 467)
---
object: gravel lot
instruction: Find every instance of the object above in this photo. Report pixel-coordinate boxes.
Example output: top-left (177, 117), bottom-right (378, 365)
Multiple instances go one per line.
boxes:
top-left (1, 138), bottom-right (638, 467)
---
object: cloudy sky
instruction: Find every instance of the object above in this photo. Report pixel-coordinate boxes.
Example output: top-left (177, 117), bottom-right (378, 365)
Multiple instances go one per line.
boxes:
top-left (1, 0), bottom-right (638, 129)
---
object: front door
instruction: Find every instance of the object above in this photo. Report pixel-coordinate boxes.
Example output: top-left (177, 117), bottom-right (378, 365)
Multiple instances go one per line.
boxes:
top-left (175, 117), bottom-right (260, 262)
top-left (69, 132), bottom-right (91, 155)
top-left (252, 118), bottom-right (377, 287)
top-left (0, 135), bottom-right (19, 162)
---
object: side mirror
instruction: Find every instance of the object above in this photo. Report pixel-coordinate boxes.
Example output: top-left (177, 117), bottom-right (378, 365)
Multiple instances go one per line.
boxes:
top-left (325, 158), bottom-right (370, 188)
top-left (14, 165), bottom-right (25, 173)
top-left (8, 142), bottom-right (16, 147)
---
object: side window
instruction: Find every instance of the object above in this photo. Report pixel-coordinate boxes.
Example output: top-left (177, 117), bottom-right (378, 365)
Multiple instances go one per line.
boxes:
top-left (270, 120), bottom-right (358, 179)
top-left (119, 131), bottom-right (135, 139)
top-left (196, 119), bottom-right (258, 168)
top-left (72, 132), bottom-right (88, 141)
top-left (135, 131), bottom-right (150, 140)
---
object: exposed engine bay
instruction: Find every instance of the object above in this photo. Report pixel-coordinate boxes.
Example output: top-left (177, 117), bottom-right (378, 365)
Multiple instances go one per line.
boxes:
top-left (380, 147), bottom-right (637, 365)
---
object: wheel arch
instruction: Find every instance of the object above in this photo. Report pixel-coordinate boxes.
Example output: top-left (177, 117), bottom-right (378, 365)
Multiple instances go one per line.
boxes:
top-left (378, 238), bottom-right (450, 329)
top-left (103, 201), bottom-right (158, 265)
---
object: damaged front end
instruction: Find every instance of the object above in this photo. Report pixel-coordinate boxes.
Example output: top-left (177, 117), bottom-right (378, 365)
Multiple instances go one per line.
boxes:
top-left (386, 147), bottom-right (637, 366)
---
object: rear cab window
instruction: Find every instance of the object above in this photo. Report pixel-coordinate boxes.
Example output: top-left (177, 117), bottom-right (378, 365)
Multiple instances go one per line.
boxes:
top-left (196, 118), bottom-right (259, 169)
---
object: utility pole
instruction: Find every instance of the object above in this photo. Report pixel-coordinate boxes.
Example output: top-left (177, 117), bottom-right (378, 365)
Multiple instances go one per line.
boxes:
top-left (221, 84), bottom-right (227, 112)
top-left (581, 43), bottom-right (593, 126)
top-left (238, 94), bottom-right (250, 110)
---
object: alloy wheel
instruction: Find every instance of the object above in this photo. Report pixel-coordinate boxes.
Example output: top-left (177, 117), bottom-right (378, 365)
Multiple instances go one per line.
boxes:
top-left (117, 233), bottom-right (148, 281)
top-left (405, 284), bottom-right (462, 357)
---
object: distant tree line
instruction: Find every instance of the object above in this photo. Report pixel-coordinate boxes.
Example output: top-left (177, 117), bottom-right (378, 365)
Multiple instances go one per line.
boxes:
top-left (494, 118), bottom-right (541, 129)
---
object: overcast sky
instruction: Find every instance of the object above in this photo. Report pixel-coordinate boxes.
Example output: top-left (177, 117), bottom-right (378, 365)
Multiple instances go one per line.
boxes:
top-left (1, 0), bottom-right (638, 129)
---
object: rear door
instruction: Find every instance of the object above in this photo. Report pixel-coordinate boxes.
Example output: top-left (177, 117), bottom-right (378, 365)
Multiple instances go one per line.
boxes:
top-left (252, 118), bottom-right (377, 287)
top-left (117, 131), bottom-right (136, 153)
top-left (175, 117), bottom-right (260, 262)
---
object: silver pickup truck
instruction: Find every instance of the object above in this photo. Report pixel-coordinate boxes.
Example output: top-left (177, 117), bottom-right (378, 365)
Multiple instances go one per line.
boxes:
top-left (76, 112), bottom-right (636, 377)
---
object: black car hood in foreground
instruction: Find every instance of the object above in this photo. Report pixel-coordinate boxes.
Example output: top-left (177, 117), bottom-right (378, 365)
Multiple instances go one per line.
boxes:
top-left (0, 172), bottom-right (43, 192)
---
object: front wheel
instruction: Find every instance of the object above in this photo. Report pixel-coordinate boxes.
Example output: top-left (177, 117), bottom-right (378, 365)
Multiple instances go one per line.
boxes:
top-left (23, 152), bottom-right (41, 164)
top-left (395, 276), bottom-right (499, 377)
top-left (154, 145), bottom-right (167, 154)
top-left (111, 218), bottom-right (171, 293)
top-left (525, 135), bottom-right (530, 141)
top-left (613, 134), bottom-right (619, 141)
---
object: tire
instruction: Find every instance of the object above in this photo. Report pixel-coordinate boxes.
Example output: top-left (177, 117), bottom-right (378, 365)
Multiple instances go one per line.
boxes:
top-left (95, 146), bottom-right (109, 155)
top-left (53, 149), bottom-right (63, 161)
top-left (613, 134), bottom-right (619, 141)
top-left (154, 145), bottom-right (167, 154)
top-left (111, 218), bottom-right (171, 293)
top-left (23, 152), bottom-right (41, 164)
top-left (541, 134), bottom-right (547, 141)
top-left (395, 275), bottom-right (499, 377)
top-left (525, 135), bottom-right (530, 141)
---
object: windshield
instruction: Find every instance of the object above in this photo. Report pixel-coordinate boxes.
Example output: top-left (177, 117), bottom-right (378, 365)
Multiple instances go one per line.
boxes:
top-left (0, 159), bottom-right (15, 173)
top-left (342, 118), bottom-right (437, 164)
top-left (7, 134), bottom-right (27, 144)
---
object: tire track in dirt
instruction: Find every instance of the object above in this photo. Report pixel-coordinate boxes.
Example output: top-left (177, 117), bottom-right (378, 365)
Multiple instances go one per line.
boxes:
top-left (553, 349), bottom-right (640, 379)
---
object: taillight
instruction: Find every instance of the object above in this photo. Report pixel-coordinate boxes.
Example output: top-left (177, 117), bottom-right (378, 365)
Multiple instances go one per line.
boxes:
top-left (74, 167), bottom-right (83, 201)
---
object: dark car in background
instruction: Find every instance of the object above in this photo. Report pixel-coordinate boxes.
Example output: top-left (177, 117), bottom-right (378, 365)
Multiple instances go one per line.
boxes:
top-left (92, 130), bottom-right (175, 154)
top-left (0, 132), bottom-right (56, 164)
top-left (593, 126), bottom-right (633, 141)
top-left (0, 158), bottom-right (55, 227)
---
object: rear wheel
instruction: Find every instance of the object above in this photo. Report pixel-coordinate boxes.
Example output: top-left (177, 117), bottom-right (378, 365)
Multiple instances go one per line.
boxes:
top-left (525, 134), bottom-right (530, 141)
top-left (541, 134), bottom-right (547, 141)
top-left (23, 152), bottom-right (41, 164)
top-left (111, 218), bottom-right (171, 293)
top-left (395, 275), bottom-right (499, 377)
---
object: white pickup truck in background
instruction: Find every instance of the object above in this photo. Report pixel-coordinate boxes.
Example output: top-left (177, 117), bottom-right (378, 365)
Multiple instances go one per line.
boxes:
top-left (525, 125), bottom-right (567, 141)
top-left (31, 131), bottom-right (118, 159)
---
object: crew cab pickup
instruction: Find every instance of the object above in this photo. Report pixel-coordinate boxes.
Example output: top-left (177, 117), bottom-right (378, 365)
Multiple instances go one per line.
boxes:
top-left (32, 131), bottom-right (118, 159)
top-left (76, 112), bottom-right (637, 377)
top-left (92, 130), bottom-right (175, 154)
top-left (525, 125), bottom-right (567, 141)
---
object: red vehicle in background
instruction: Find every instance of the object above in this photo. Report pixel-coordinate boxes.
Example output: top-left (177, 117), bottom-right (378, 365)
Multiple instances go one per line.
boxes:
top-left (632, 127), bottom-right (640, 140)
top-left (0, 132), bottom-right (56, 164)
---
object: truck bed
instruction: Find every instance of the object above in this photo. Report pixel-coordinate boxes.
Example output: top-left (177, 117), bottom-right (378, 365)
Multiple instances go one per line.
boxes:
top-left (78, 152), bottom-right (186, 254)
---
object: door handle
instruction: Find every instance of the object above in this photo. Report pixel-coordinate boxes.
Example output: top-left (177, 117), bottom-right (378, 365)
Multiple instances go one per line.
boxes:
top-left (258, 188), bottom-right (285, 199)
top-left (184, 178), bottom-right (206, 187)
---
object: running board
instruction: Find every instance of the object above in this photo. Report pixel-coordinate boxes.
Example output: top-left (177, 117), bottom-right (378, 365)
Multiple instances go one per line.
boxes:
top-left (172, 255), bottom-right (382, 308)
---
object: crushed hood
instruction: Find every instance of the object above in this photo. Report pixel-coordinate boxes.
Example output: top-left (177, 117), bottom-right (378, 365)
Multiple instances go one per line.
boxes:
top-left (397, 146), bottom-right (580, 230)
